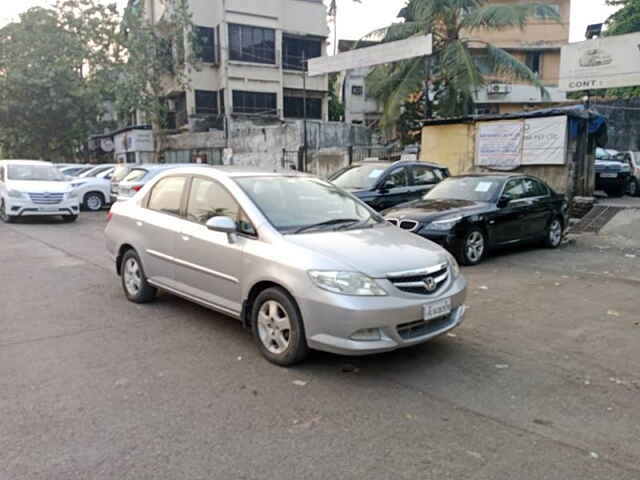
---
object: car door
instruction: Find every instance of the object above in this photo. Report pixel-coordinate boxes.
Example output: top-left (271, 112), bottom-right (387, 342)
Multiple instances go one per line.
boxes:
top-left (409, 164), bottom-right (440, 200)
top-left (173, 176), bottom-right (252, 316)
top-left (521, 178), bottom-right (552, 238)
top-left (139, 175), bottom-right (189, 288)
top-left (491, 178), bottom-right (531, 244)
top-left (371, 165), bottom-right (411, 210)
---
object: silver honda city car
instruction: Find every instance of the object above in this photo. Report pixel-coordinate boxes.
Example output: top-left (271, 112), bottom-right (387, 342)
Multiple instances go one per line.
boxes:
top-left (105, 166), bottom-right (468, 365)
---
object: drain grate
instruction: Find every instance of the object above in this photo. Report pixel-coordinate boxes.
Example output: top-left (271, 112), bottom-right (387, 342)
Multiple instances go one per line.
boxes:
top-left (569, 206), bottom-right (625, 234)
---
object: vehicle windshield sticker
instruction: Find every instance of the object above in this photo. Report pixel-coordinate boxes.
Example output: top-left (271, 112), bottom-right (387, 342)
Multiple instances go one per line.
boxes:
top-left (475, 182), bottom-right (493, 192)
top-left (368, 169), bottom-right (384, 179)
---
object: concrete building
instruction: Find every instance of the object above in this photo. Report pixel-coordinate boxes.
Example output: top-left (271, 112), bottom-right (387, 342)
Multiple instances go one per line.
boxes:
top-left (135, 0), bottom-right (330, 129)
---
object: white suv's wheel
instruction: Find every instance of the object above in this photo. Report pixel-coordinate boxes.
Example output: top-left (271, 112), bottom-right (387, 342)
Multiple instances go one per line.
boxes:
top-left (0, 199), bottom-right (16, 223)
top-left (84, 192), bottom-right (104, 211)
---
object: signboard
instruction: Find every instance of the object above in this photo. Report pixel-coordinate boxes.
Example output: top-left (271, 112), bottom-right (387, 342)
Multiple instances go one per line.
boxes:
top-left (114, 130), bottom-right (154, 154)
top-left (476, 117), bottom-right (567, 169)
top-left (560, 32), bottom-right (640, 91)
top-left (476, 121), bottom-right (524, 170)
top-left (308, 34), bottom-right (433, 77)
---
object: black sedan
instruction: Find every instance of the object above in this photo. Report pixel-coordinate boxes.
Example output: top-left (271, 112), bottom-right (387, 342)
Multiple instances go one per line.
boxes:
top-left (383, 174), bottom-right (568, 265)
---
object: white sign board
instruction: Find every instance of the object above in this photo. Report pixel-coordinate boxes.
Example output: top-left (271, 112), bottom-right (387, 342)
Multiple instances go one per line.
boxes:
top-left (114, 130), bottom-right (154, 154)
top-left (560, 32), bottom-right (640, 91)
top-left (476, 121), bottom-right (524, 170)
top-left (308, 35), bottom-right (433, 77)
top-left (522, 116), bottom-right (567, 165)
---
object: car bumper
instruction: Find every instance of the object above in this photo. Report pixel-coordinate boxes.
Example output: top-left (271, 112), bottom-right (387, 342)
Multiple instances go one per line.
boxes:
top-left (299, 275), bottom-right (468, 356)
top-left (596, 174), bottom-right (629, 189)
top-left (4, 198), bottom-right (80, 217)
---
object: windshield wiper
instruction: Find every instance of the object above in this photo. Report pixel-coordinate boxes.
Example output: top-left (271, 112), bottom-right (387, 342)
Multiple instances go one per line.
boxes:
top-left (294, 218), bottom-right (361, 234)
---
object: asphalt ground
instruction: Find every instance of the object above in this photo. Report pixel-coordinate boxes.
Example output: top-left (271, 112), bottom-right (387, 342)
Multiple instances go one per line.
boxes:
top-left (1, 213), bottom-right (639, 480)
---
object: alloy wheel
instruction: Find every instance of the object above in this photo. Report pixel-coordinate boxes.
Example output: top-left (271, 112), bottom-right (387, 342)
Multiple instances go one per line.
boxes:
top-left (85, 194), bottom-right (103, 211)
top-left (465, 231), bottom-right (485, 263)
top-left (630, 180), bottom-right (638, 197)
top-left (257, 300), bottom-right (291, 355)
top-left (123, 258), bottom-right (142, 296)
top-left (549, 219), bottom-right (563, 247)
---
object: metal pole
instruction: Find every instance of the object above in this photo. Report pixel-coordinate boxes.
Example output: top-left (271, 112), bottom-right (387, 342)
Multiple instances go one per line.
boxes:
top-left (302, 52), bottom-right (308, 172)
top-left (424, 55), bottom-right (432, 121)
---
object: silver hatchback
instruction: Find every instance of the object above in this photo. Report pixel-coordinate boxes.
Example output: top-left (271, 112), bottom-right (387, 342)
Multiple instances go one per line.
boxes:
top-left (105, 167), bottom-right (468, 365)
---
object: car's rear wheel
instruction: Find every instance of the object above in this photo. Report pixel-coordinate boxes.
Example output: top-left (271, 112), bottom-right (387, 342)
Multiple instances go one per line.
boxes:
top-left (84, 192), bottom-right (104, 211)
top-left (629, 178), bottom-right (639, 197)
top-left (121, 249), bottom-right (157, 303)
top-left (251, 287), bottom-right (308, 366)
top-left (457, 228), bottom-right (486, 266)
top-left (544, 217), bottom-right (564, 249)
top-left (62, 214), bottom-right (78, 223)
top-left (0, 200), bottom-right (15, 223)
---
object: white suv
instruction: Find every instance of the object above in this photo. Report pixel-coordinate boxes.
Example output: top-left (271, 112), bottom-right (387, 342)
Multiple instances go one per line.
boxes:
top-left (69, 164), bottom-right (116, 211)
top-left (0, 160), bottom-right (80, 223)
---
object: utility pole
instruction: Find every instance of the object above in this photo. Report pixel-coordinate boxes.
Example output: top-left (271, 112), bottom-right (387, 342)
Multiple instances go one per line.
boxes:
top-left (302, 52), bottom-right (308, 172)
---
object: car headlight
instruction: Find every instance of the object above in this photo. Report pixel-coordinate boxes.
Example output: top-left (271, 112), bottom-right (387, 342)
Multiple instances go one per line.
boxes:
top-left (67, 190), bottom-right (79, 199)
top-left (71, 182), bottom-right (84, 188)
top-left (425, 216), bottom-right (463, 232)
top-left (447, 254), bottom-right (460, 278)
top-left (7, 189), bottom-right (25, 199)
top-left (308, 271), bottom-right (387, 296)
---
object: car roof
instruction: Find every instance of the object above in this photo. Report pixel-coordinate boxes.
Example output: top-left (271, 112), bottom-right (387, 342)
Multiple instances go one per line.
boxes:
top-left (0, 160), bottom-right (53, 166)
top-left (452, 173), bottom-right (520, 180)
top-left (351, 160), bottom-right (446, 169)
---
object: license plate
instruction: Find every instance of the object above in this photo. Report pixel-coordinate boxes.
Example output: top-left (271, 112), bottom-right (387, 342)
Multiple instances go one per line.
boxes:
top-left (423, 298), bottom-right (452, 321)
top-left (39, 207), bottom-right (59, 212)
top-left (601, 173), bottom-right (618, 178)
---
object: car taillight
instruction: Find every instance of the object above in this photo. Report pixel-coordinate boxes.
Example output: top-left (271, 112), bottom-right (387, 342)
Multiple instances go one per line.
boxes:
top-left (132, 185), bottom-right (143, 192)
top-left (107, 211), bottom-right (113, 222)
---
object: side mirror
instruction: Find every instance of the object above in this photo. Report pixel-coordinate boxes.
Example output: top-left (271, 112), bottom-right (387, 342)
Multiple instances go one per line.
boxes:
top-left (206, 216), bottom-right (237, 233)
top-left (497, 196), bottom-right (511, 208)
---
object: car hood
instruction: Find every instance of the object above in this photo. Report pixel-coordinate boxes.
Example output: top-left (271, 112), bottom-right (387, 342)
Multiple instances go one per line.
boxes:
top-left (384, 199), bottom-right (494, 223)
top-left (285, 224), bottom-right (448, 278)
top-left (7, 180), bottom-right (72, 193)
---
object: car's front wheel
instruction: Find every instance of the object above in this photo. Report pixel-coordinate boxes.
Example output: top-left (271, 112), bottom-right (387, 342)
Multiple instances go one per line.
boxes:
top-left (457, 228), bottom-right (486, 266)
top-left (121, 249), bottom-right (157, 303)
top-left (0, 199), bottom-right (15, 223)
top-left (544, 217), bottom-right (564, 249)
top-left (84, 192), bottom-right (105, 211)
top-left (251, 287), bottom-right (308, 366)
top-left (629, 178), bottom-right (639, 197)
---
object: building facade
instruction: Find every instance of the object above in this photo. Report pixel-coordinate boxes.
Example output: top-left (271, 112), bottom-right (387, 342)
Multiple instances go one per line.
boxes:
top-left (137, 0), bottom-right (330, 130)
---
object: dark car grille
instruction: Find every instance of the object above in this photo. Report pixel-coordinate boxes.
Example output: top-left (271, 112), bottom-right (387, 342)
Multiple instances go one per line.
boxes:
top-left (387, 218), bottom-right (420, 232)
top-left (387, 263), bottom-right (449, 295)
top-left (28, 193), bottom-right (64, 205)
top-left (397, 314), bottom-right (454, 340)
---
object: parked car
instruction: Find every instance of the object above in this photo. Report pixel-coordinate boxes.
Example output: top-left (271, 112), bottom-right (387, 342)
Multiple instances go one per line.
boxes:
top-left (68, 175), bottom-right (112, 212)
top-left (116, 164), bottom-right (194, 201)
top-left (109, 164), bottom-right (136, 203)
top-left (0, 160), bottom-right (80, 223)
top-left (77, 164), bottom-right (116, 180)
top-left (383, 174), bottom-right (568, 266)
top-left (595, 148), bottom-right (632, 197)
top-left (60, 165), bottom-right (92, 177)
top-left (105, 167), bottom-right (468, 365)
top-left (617, 151), bottom-right (640, 197)
top-left (329, 160), bottom-right (450, 211)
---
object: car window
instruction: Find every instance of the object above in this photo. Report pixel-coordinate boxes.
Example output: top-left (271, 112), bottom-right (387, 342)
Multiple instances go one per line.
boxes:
top-left (412, 166), bottom-right (437, 186)
top-left (147, 176), bottom-right (187, 216)
top-left (523, 178), bottom-right (549, 197)
top-left (330, 164), bottom-right (388, 190)
top-left (502, 179), bottom-right (527, 200)
top-left (123, 169), bottom-right (148, 183)
top-left (111, 165), bottom-right (131, 183)
top-left (383, 167), bottom-right (409, 189)
top-left (186, 177), bottom-right (240, 224)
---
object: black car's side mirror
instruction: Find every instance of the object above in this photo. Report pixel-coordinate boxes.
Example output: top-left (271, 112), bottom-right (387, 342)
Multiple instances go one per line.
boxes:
top-left (497, 196), bottom-right (511, 208)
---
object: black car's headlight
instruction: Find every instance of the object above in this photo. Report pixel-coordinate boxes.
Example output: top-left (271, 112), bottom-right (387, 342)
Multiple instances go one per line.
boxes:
top-left (424, 216), bottom-right (463, 232)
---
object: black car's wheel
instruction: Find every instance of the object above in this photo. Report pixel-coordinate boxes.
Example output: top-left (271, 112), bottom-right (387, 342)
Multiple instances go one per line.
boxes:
top-left (83, 192), bottom-right (105, 211)
top-left (629, 179), bottom-right (639, 197)
top-left (120, 249), bottom-right (157, 303)
top-left (457, 228), bottom-right (486, 266)
top-left (251, 287), bottom-right (309, 366)
top-left (544, 217), bottom-right (564, 249)
top-left (62, 215), bottom-right (78, 223)
top-left (0, 199), bottom-right (16, 223)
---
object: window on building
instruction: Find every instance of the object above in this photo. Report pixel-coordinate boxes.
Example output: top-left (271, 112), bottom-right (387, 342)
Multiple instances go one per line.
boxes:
top-left (233, 91), bottom-right (277, 115)
top-left (195, 90), bottom-right (218, 115)
top-left (195, 26), bottom-right (216, 63)
top-left (535, 4), bottom-right (560, 18)
top-left (157, 37), bottom-right (174, 73)
top-left (351, 85), bottom-right (364, 96)
top-left (283, 96), bottom-right (322, 119)
top-left (282, 35), bottom-right (322, 70)
top-left (229, 24), bottom-right (275, 64)
top-left (525, 51), bottom-right (543, 75)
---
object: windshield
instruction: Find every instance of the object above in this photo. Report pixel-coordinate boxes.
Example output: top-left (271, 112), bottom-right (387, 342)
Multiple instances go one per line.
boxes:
top-left (236, 176), bottom-right (383, 234)
top-left (7, 164), bottom-right (66, 182)
top-left (123, 169), bottom-right (148, 183)
top-left (425, 177), bottom-right (503, 202)
top-left (330, 164), bottom-right (388, 190)
top-left (79, 166), bottom-right (109, 178)
top-left (112, 165), bottom-right (131, 183)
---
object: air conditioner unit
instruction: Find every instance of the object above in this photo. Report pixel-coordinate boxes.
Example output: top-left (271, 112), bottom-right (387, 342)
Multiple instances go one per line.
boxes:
top-left (488, 84), bottom-right (512, 95)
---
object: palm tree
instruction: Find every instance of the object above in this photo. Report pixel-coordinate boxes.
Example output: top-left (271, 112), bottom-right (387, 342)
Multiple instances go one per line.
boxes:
top-left (364, 0), bottom-right (561, 126)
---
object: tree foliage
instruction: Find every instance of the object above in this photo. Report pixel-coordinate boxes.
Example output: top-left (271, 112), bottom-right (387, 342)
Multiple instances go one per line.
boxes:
top-left (605, 0), bottom-right (640, 97)
top-left (364, 0), bottom-right (560, 129)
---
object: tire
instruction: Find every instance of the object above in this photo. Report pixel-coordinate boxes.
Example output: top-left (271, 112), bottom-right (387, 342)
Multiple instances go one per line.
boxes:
top-left (629, 179), bottom-right (639, 197)
top-left (544, 217), bottom-right (564, 249)
top-left (456, 228), bottom-right (486, 266)
top-left (120, 249), bottom-right (157, 304)
top-left (83, 192), bottom-right (104, 211)
top-left (251, 287), bottom-right (309, 366)
top-left (0, 199), bottom-right (16, 223)
top-left (62, 215), bottom-right (78, 223)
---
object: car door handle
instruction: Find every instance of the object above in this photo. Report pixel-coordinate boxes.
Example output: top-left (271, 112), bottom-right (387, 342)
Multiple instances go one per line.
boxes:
top-left (181, 235), bottom-right (190, 242)
top-left (136, 221), bottom-right (143, 227)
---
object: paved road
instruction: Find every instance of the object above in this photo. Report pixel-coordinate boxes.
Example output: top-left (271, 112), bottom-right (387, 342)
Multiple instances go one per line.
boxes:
top-left (1, 214), bottom-right (639, 480)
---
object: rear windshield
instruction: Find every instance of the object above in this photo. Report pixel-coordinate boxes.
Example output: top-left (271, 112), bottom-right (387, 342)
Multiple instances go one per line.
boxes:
top-left (123, 169), bottom-right (148, 183)
top-left (111, 165), bottom-right (132, 183)
top-left (330, 164), bottom-right (388, 190)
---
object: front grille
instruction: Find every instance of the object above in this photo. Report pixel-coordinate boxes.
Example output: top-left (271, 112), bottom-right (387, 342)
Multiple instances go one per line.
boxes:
top-left (387, 218), bottom-right (420, 232)
top-left (28, 193), bottom-right (64, 205)
top-left (387, 263), bottom-right (449, 295)
top-left (397, 314), bottom-right (454, 340)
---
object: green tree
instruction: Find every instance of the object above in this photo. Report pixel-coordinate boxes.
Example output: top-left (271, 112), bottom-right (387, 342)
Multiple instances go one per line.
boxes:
top-left (605, 0), bottom-right (640, 97)
top-left (0, 1), bottom-right (120, 160)
top-left (364, 0), bottom-right (560, 127)
top-left (328, 73), bottom-right (345, 121)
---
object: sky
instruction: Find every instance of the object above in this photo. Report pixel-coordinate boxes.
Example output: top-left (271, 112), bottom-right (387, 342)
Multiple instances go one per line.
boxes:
top-left (0, 0), bottom-right (621, 45)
